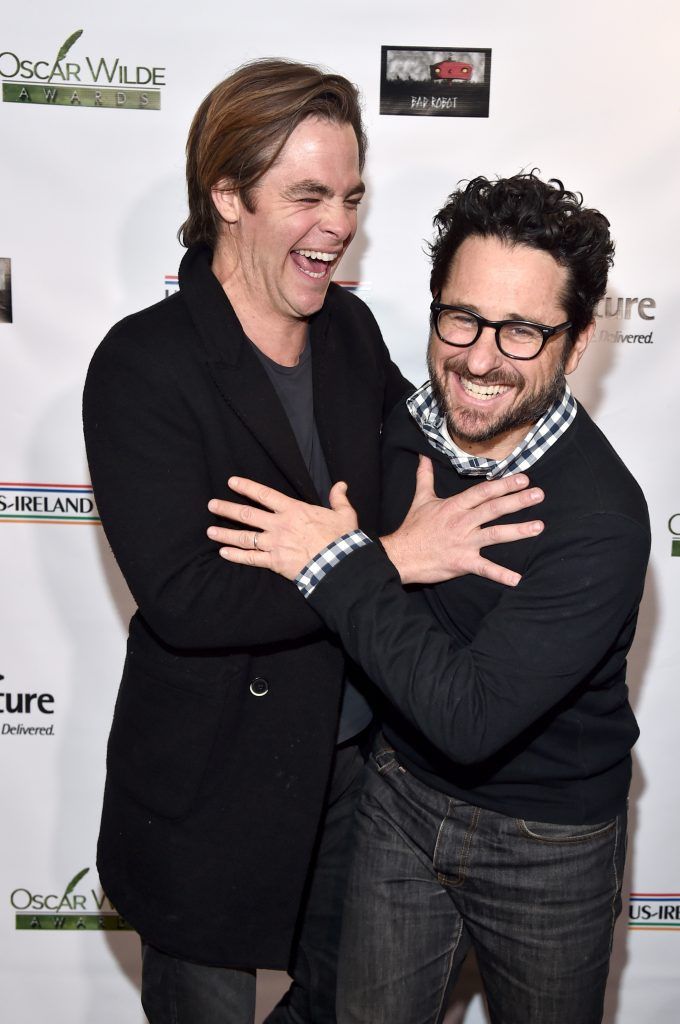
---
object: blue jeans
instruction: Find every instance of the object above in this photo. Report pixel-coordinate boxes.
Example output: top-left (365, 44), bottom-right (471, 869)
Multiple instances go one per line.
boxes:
top-left (141, 738), bottom-right (366, 1024)
top-left (336, 739), bottom-right (626, 1024)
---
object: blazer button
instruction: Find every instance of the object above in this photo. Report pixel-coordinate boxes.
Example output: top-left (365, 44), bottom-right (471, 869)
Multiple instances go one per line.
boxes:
top-left (249, 677), bottom-right (269, 697)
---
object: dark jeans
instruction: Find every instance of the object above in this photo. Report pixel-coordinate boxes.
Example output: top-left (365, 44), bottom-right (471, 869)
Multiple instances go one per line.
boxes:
top-left (336, 740), bottom-right (627, 1024)
top-left (141, 737), bottom-right (365, 1024)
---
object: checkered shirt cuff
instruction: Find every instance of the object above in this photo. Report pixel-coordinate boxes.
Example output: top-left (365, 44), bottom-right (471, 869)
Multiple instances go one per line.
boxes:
top-left (295, 530), bottom-right (372, 598)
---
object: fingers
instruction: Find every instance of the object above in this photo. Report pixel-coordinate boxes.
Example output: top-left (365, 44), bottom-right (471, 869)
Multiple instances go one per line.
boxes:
top-left (456, 473), bottom-right (531, 511)
top-left (450, 484), bottom-right (544, 531)
top-left (473, 556), bottom-right (522, 588)
top-left (208, 496), bottom-right (274, 531)
top-left (218, 541), bottom-right (300, 581)
top-left (227, 476), bottom-right (291, 513)
top-left (412, 455), bottom-right (435, 506)
top-left (207, 525), bottom-right (266, 550)
top-left (218, 546), bottom-right (272, 568)
top-left (328, 481), bottom-right (351, 512)
top-left (471, 486), bottom-right (545, 527)
top-left (480, 520), bottom-right (544, 547)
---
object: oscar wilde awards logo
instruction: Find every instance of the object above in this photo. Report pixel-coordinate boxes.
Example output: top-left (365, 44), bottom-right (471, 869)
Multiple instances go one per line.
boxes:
top-left (594, 293), bottom-right (656, 345)
top-left (1, 28), bottom-right (165, 110)
top-left (629, 893), bottom-right (680, 931)
top-left (0, 673), bottom-right (55, 737)
top-left (0, 482), bottom-right (99, 524)
top-left (10, 867), bottom-right (131, 931)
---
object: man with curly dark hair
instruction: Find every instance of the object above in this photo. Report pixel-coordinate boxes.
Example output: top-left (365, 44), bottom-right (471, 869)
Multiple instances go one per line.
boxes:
top-left (209, 173), bottom-right (650, 1023)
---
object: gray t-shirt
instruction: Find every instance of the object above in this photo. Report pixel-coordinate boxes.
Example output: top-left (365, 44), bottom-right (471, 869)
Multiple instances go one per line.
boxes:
top-left (251, 340), bottom-right (372, 743)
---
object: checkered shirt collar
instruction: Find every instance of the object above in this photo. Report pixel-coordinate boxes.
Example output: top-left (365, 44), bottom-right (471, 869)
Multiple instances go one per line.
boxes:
top-left (406, 380), bottom-right (577, 479)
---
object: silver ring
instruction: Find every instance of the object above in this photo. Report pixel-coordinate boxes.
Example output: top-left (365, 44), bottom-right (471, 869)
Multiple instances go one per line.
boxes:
top-left (252, 533), bottom-right (259, 550)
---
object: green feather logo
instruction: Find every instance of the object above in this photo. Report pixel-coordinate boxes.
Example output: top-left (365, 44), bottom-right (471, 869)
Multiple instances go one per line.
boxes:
top-left (61, 866), bottom-right (89, 900)
top-left (47, 29), bottom-right (84, 84)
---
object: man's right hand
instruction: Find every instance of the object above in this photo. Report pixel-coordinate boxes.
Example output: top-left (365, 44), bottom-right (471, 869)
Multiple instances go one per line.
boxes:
top-left (381, 456), bottom-right (544, 587)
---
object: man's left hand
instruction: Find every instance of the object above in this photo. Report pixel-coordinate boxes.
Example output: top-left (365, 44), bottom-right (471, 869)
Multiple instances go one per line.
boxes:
top-left (207, 477), bottom-right (357, 580)
top-left (382, 456), bottom-right (544, 586)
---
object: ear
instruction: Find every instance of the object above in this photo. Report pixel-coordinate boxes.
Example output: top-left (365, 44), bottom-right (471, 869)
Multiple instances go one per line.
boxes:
top-left (564, 319), bottom-right (595, 375)
top-left (211, 181), bottom-right (242, 225)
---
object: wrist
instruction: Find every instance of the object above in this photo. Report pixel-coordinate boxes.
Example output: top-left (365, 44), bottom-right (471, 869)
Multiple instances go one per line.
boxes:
top-left (296, 529), bottom-right (373, 597)
top-left (379, 532), bottom-right (409, 584)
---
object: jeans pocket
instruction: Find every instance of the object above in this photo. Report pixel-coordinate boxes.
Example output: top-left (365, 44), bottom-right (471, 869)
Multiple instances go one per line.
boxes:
top-left (516, 817), bottom-right (617, 844)
top-left (369, 740), bottom-right (400, 776)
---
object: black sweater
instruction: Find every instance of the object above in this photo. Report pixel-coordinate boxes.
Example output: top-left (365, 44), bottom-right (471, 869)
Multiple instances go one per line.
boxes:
top-left (310, 399), bottom-right (650, 824)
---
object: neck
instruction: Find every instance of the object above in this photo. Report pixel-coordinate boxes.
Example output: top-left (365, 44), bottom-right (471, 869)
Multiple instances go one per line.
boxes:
top-left (447, 421), bottom-right (535, 461)
top-left (211, 243), bottom-right (308, 366)
top-left (244, 323), bottom-right (307, 366)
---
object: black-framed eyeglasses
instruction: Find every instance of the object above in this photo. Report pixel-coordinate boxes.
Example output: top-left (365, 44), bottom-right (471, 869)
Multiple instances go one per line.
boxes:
top-left (430, 302), bottom-right (572, 361)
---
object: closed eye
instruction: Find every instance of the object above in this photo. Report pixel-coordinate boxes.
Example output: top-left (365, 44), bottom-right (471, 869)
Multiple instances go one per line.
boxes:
top-left (442, 310), bottom-right (476, 329)
top-left (506, 323), bottom-right (542, 340)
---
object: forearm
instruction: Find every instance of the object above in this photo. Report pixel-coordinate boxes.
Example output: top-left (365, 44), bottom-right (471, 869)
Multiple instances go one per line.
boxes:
top-left (306, 518), bottom-right (649, 763)
top-left (306, 543), bottom-right (545, 762)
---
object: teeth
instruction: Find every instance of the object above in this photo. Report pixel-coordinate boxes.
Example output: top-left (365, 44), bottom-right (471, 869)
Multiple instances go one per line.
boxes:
top-left (295, 249), bottom-right (337, 262)
top-left (461, 379), bottom-right (509, 399)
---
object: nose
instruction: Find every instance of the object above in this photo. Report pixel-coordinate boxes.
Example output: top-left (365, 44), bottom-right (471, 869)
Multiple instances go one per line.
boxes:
top-left (464, 324), bottom-right (503, 376)
top-left (321, 200), bottom-right (356, 242)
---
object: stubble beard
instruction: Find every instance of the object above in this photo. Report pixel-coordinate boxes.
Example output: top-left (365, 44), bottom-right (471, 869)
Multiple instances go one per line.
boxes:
top-left (427, 348), bottom-right (567, 448)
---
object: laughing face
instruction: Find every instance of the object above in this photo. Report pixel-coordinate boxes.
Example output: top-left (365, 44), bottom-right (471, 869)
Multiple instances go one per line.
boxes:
top-left (211, 117), bottom-right (364, 344)
top-left (428, 236), bottom-right (592, 460)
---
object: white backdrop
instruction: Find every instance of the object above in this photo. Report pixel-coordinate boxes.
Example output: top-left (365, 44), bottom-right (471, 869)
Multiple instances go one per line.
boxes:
top-left (1, 2), bottom-right (678, 1021)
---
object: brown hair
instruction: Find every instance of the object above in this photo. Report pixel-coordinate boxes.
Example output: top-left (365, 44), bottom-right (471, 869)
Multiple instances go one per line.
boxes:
top-left (179, 58), bottom-right (367, 248)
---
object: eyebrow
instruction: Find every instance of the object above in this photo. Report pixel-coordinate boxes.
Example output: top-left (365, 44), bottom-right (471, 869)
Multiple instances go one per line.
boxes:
top-left (445, 301), bottom-right (545, 323)
top-left (283, 179), bottom-right (366, 200)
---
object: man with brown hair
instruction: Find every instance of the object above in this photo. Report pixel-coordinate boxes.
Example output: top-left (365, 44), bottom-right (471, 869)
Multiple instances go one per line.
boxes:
top-left (84, 62), bottom-right (543, 1023)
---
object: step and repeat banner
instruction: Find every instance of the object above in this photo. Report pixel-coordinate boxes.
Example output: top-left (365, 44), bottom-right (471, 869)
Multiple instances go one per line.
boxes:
top-left (1, 2), bottom-right (678, 1021)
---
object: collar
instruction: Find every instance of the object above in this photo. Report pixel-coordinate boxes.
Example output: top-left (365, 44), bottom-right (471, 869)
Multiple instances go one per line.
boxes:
top-left (406, 381), bottom-right (577, 478)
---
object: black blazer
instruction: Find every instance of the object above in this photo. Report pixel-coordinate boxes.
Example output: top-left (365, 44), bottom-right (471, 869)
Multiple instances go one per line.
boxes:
top-left (83, 244), bottom-right (410, 967)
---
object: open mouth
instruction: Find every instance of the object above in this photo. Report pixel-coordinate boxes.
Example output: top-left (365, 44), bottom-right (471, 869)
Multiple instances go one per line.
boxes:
top-left (290, 249), bottom-right (339, 280)
top-left (459, 376), bottom-right (513, 401)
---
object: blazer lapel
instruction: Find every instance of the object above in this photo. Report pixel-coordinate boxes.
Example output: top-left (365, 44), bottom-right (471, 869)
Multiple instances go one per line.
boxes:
top-left (311, 294), bottom-right (372, 487)
top-left (179, 245), bottom-right (319, 503)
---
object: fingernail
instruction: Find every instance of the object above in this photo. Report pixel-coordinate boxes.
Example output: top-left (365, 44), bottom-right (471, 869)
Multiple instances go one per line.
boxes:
top-left (531, 521), bottom-right (544, 533)
top-left (208, 500), bottom-right (217, 512)
top-left (207, 527), bottom-right (218, 538)
top-left (530, 489), bottom-right (542, 500)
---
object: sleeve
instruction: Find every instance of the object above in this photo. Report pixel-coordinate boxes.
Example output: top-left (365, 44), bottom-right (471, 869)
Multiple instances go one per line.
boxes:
top-left (295, 531), bottom-right (372, 597)
top-left (307, 512), bottom-right (650, 763)
top-left (83, 327), bottom-right (325, 650)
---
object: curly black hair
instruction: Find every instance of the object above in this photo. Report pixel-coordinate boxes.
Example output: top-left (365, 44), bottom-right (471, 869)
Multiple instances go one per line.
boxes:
top-left (429, 172), bottom-right (615, 340)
